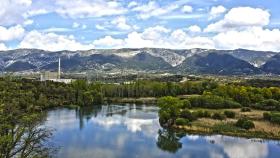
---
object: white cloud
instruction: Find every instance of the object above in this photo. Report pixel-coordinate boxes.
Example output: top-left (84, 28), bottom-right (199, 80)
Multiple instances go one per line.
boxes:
top-left (93, 26), bottom-right (214, 49)
top-left (23, 9), bottom-right (49, 18)
top-left (111, 16), bottom-right (132, 30)
top-left (19, 30), bottom-right (94, 51)
top-left (0, 25), bottom-right (25, 41)
top-left (205, 7), bottom-right (270, 32)
top-left (72, 22), bottom-right (80, 28)
top-left (132, 1), bottom-right (179, 19)
top-left (187, 25), bottom-right (202, 33)
top-left (23, 19), bottom-right (34, 26)
top-left (81, 24), bottom-right (87, 29)
top-left (181, 5), bottom-right (193, 13)
top-left (55, 0), bottom-right (127, 18)
top-left (128, 1), bottom-right (138, 8)
top-left (213, 27), bottom-right (280, 52)
top-left (96, 24), bottom-right (106, 30)
top-left (42, 27), bottom-right (73, 33)
top-left (0, 0), bottom-right (32, 25)
top-left (209, 5), bottom-right (227, 20)
top-left (0, 43), bottom-right (8, 51)
top-left (93, 36), bottom-right (124, 48)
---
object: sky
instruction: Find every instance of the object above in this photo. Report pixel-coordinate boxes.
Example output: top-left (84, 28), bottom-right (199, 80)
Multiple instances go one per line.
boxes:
top-left (0, 0), bottom-right (280, 52)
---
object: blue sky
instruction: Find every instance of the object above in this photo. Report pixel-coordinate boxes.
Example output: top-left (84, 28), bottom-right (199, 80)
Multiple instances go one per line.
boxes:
top-left (0, 0), bottom-right (280, 51)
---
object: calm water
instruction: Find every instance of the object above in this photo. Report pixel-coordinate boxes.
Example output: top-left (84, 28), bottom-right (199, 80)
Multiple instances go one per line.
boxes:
top-left (43, 104), bottom-right (280, 158)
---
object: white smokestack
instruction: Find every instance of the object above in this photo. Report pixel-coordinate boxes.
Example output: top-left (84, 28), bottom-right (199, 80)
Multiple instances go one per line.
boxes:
top-left (58, 57), bottom-right (61, 79)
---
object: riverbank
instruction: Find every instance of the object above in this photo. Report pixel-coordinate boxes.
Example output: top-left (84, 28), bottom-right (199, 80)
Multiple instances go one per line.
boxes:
top-left (174, 108), bottom-right (280, 140)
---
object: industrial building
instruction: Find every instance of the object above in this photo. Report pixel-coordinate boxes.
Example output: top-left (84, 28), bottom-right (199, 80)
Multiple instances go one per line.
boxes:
top-left (40, 58), bottom-right (73, 84)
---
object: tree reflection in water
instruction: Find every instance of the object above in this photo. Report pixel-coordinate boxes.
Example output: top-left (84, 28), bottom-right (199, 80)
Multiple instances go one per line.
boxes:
top-left (156, 129), bottom-right (185, 153)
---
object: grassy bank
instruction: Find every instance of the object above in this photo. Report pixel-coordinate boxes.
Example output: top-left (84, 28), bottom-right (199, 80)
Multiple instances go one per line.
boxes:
top-left (174, 108), bottom-right (280, 140)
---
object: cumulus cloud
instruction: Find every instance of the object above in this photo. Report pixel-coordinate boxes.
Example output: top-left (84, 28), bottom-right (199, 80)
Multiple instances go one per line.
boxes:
top-left (54, 0), bottom-right (127, 18)
top-left (0, 0), bottom-right (32, 25)
top-left (187, 25), bottom-right (202, 33)
top-left (181, 5), bottom-right (193, 13)
top-left (132, 1), bottom-right (179, 19)
top-left (95, 24), bottom-right (107, 30)
top-left (111, 16), bottom-right (132, 30)
top-left (127, 1), bottom-right (138, 8)
top-left (205, 7), bottom-right (270, 32)
top-left (0, 25), bottom-right (25, 41)
top-left (93, 36), bottom-right (124, 48)
top-left (0, 43), bottom-right (8, 51)
top-left (203, 6), bottom-right (280, 52)
top-left (19, 30), bottom-right (94, 51)
top-left (93, 26), bottom-right (214, 49)
top-left (209, 5), bottom-right (227, 20)
top-left (213, 27), bottom-right (280, 52)
top-left (72, 22), bottom-right (80, 28)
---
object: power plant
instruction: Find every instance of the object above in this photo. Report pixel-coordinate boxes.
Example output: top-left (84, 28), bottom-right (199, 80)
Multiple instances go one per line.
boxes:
top-left (40, 58), bottom-right (73, 84)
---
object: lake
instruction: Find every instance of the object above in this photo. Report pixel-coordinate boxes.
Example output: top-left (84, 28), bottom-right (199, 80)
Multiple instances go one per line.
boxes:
top-left (43, 104), bottom-right (280, 158)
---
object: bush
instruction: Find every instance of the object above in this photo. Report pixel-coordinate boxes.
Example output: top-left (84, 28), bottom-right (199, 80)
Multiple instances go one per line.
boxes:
top-left (255, 99), bottom-right (280, 111)
top-left (181, 99), bottom-right (192, 109)
top-left (212, 112), bottom-right (225, 120)
top-left (180, 109), bottom-right (197, 121)
top-left (236, 118), bottom-right (255, 130)
top-left (224, 111), bottom-right (236, 118)
top-left (175, 118), bottom-right (189, 125)
top-left (263, 112), bottom-right (271, 121)
top-left (264, 112), bottom-right (280, 125)
top-left (194, 110), bottom-right (211, 118)
top-left (241, 107), bottom-right (251, 112)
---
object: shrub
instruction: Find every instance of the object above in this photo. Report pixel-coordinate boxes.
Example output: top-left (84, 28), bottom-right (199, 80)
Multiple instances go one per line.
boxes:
top-left (175, 118), bottom-right (189, 125)
top-left (241, 107), bottom-right (251, 112)
top-left (212, 112), bottom-right (225, 120)
top-left (263, 112), bottom-right (280, 125)
top-left (263, 112), bottom-right (271, 121)
top-left (181, 99), bottom-right (192, 109)
top-left (255, 99), bottom-right (280, 111)
top-left (224, 111), bottom-right (236, 118)
top-left (180, 109), bottom-right (197, 121)
top-left (236, 118), bottom-right (255, 130)
top-left (194, 110), bottom-right (211, 118)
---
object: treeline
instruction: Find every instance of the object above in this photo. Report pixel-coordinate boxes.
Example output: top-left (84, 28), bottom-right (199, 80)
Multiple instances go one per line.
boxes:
top-left (209, 85), bottom-right (280, 110)
top-left (102, 80), bottom-right (218, 98)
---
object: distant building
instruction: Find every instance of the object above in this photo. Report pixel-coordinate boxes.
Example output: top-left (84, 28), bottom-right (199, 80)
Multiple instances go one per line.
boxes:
top-left (40, 58), bottom-right (74, 84)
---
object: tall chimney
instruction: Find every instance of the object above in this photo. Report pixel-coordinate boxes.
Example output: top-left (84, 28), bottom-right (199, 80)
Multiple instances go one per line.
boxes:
top-left (58, 57), bottom-right (61, 79)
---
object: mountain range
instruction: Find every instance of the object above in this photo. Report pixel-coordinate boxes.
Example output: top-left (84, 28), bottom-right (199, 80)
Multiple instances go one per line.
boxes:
top-left (0, 48), bottom-right (279, 75)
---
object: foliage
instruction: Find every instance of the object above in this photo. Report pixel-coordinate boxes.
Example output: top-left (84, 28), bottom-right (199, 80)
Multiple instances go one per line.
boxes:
top-left (188, 95), bottom-right (241, 109)
top-left (263, 112), bottom-right (280, 125)
top-left (236, 118), bottom-right (255, 130)
top-left (175, 118), bottom-right (190, 125)
top-left (224, 111), bottom-right (236, 118)
top-left (211, 112), bottom-right (225, 120)
top-left (193, 110), bottom-right (211, 118)
top-left (254, 99), bottom-right (280, 111)
top-left (180, 109), bottom-right (197, 121)
top-left (157, 97), bottom-right (182, 126)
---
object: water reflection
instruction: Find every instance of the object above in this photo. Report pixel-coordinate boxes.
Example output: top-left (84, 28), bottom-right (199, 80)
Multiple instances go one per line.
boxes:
top-left (44, 104), bottom-right (280, 158)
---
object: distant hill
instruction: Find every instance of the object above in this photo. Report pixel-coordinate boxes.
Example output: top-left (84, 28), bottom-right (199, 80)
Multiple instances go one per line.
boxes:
top-left (177, 53), bottom-right (260, 75)
top-left (0, 48), bottom-right (279, 75)
top-left (261, 54), bottom-right (280, 74)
